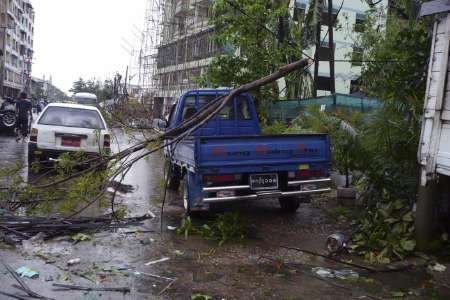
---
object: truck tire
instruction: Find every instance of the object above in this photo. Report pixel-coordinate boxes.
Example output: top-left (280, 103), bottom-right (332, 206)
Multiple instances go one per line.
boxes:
top-left (28, 151), bottom-right (35, 166)
top-left (415, 181), bottom-right (439, 248)
top-left (164, 162), bottom-right (180, 191)
top-left (279, 197), bottom-right (300, 213)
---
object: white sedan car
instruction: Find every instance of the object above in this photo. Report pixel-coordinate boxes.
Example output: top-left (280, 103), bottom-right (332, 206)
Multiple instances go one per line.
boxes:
top-left (28, 103), bottom-right (110, 165)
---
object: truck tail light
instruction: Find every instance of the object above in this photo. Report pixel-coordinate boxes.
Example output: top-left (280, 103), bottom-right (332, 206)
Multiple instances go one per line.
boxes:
top-left (288, 169), bottom-right (325, 179)
top-left (30, 128), bottom-right (38, 142)
top-left (103, 134), bottom-right (111, 148)
top-left (203, 174), bottom-right (242, 185)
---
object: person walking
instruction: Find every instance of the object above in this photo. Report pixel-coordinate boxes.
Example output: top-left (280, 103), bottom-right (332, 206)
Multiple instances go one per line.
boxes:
top-left (15, 92), bottom-right (33, 142)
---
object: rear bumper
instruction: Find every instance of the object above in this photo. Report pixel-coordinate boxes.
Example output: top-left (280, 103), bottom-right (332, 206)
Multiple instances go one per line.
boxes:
top-left (202, 178), bottom-right (332, 203)
top-left (28, 143), bottom-right (106, 161)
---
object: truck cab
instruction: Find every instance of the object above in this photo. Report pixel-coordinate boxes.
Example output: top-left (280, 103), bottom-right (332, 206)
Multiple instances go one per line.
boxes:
top-left (159, 89), bottom-right (332, 214)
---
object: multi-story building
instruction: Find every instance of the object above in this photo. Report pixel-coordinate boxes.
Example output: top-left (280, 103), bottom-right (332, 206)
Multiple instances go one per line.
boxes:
top-left (154, 0), bottom-right (387, 112)
top-left (0, 0), bottom-right (34, 98)
top-left (292, 0), bottom-right (387, 96)
top-left (155, 0), bottom-right (220, 113)
top-left (30, 76), bottom-right (67, 103)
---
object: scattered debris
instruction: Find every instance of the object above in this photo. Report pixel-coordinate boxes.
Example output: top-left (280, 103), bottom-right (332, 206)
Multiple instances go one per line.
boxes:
top-left (429, 263), bottom-right (447, 272)
top-left (108, 181), bottom-right (134, 194)
top-left (1, 260), bottom-right (54, 300)
top-left (159, 279), bottom-right (177, 296)
top-left (70, 233), bottom-right (91, 242)
top-left (326, 232), bottom-right (348, 253)
top-left (52, 283), bottom-right (130, 293)
top-left (312, 267), bottom-right (359, 280)
top-left (0, 213), bottom-right (153, 244)
top-left (133, 271), bottom-right (174, 281)
top-left (145, 257), bottom-right (170, 266)
top-left (15, 266), bottom-right (39, 279)
top-left (281, 245), bottom-right (377, 273)
top-left (147, 210), bottom-right (156, 218)
top-left (57, 273), bottom-right (71, 282)
top-left (67, 258), bottom-right (81, 266)
top-left (192, 294), bottom-right (212, 300)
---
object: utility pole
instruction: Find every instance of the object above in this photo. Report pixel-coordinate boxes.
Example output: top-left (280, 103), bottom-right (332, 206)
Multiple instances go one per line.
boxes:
top-left (328, 0), bottom-right (336, 105)
top-left (313, 19), bottom-right (321, 98)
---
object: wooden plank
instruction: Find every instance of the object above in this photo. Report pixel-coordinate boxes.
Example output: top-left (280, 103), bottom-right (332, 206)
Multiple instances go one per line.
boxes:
top-left (427, 13), bottom-right (450, 176)
top-left (420, 0), bottom-right (450, 17)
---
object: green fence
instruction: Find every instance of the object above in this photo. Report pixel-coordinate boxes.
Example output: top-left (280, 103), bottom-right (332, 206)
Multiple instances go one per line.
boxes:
top-left (267, 93), bottom-right (382, 123)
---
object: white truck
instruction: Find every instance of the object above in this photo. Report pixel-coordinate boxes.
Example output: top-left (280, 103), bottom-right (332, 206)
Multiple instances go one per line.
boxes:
top-left (417, 2), bottom-right (450, 243)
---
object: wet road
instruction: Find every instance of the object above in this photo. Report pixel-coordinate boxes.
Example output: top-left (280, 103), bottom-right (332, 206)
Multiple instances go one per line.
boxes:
top-left (1, 130), bottom-right (448, 299)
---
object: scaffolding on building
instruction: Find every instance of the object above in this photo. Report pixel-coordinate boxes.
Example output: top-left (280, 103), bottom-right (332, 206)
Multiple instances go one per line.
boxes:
top-left (139, 0), bottom-right (164, 98)
top-left (139, 0), bottom-right (217, 118)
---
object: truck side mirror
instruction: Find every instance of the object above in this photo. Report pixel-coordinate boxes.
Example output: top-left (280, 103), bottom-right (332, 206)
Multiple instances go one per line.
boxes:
top-left (153, 118), bottom-right (167, 131)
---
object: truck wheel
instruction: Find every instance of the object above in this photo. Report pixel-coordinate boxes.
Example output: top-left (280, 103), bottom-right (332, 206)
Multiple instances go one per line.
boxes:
top-left (28, 151), bottom-right (35, 166)
top-left (279, 197), bottom-right (300, 213)
top-left (180, 175), bottom-right (191, 215)
top-left (164, 162), bottom-right (180, 191)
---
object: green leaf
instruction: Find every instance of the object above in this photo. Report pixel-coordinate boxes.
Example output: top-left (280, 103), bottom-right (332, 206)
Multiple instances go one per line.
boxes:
top-left (392, 199), bottom-right (405, 210)
top-left (70, 233), bottom-right (91, 242)
top-left (192, 294), bottom-right (212, 300)
top-left (400, 239), bottom-right (416, 251)
top-left (385, 217), bottom-right (398, 224)
top-left (402, 212), bottom-right (414, 222)
top-left (391, 291), bottom-right (405, 298)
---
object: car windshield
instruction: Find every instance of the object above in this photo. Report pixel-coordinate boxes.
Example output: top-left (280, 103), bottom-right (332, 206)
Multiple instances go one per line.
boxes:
top-left (39, 107), bottom-right (105, 129)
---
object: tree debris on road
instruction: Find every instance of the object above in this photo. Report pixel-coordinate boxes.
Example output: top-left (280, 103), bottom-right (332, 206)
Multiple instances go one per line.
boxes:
top-left (0, 212), bottom-right (153, 244)
top-left (52, 283), bottom-right (130, 293)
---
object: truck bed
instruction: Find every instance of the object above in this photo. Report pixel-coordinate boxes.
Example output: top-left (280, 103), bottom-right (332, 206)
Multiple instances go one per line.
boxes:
top-left (194, 134), bottom-right (331, 174)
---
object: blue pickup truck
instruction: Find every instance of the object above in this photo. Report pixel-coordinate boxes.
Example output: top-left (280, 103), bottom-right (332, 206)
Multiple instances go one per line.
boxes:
top-left (157, 89), bottom-right (332, 214)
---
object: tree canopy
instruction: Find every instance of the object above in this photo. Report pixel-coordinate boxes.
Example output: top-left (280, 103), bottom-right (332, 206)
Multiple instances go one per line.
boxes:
top-left (201, 0), bottom-right (313, 111)
top-left (69, 78), bottom-right (114, 101)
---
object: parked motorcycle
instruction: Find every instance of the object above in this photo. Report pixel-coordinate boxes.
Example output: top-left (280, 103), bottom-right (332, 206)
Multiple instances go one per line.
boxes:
top-left (0, 97), bottom-right (16, 130)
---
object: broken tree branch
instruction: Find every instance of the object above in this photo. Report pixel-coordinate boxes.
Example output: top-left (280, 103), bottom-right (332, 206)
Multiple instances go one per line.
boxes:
top-left (1, 260), bottom-right (54, 300)
top-left (52, 283), bottom-right (130, 293)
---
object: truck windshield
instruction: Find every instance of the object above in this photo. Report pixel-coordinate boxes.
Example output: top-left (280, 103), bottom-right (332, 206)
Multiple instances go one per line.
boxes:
top-left (184, 95), bottom-right (251, 120)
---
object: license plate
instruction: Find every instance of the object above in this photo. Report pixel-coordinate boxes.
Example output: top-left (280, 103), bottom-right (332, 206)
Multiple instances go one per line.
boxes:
top-left (61, 137), bottom-right (81, 147)
top-left (250, 173), bottom-right (278, 190)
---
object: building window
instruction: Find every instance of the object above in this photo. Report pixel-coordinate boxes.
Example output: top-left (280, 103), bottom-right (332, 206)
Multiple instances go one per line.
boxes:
top-left (351, 47), bottom-right (363, 66)
top-left (350, 78), bottom-right (361, 94)
top-left (321, 10), bottom-right (338, 27)
top-left (317, 76), bottom-right (331, 91)
top-left (318, 41), bottom-right (335, 61)
top-left (354, 14), bottom-right (365, 33)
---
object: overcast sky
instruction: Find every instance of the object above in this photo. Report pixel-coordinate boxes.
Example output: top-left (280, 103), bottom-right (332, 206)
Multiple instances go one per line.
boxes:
top-left (32, 0), bottom-right (147, 94)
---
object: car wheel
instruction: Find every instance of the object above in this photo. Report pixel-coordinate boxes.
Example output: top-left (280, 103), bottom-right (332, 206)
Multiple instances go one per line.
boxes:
top-left (279, 197), bottom-right (300, 213)
top-left (164, 162), bottom-right (180, 191)
top-left (1, 111), bottom-right (16, 128)
top-left (180, 175), bottom-right (191, 215)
